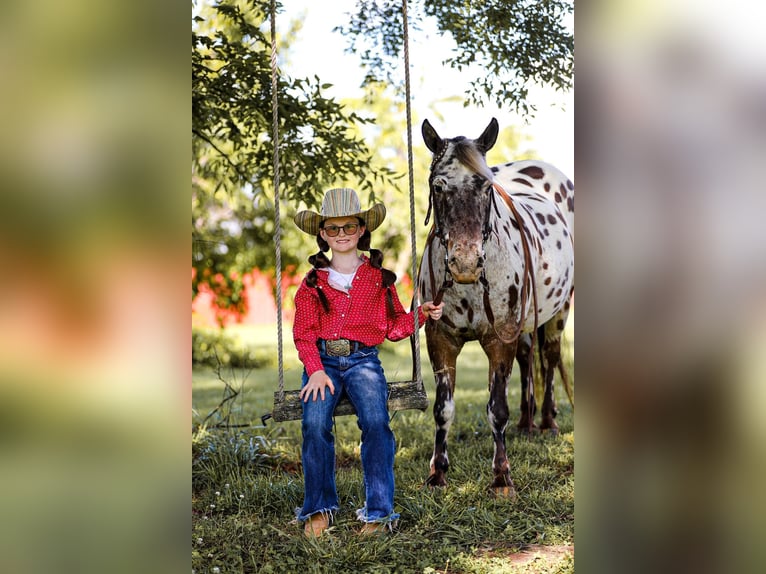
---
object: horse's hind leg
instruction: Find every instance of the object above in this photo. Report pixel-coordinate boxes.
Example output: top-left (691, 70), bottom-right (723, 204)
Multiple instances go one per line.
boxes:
top-left (481, 336), bottom-right (517, 497)
top-left (515, 333), bottom-right (538, 433)
top-left (539, 308), bottom-right (570, 434)
top-left (425, 323), bottom-right (462, 488)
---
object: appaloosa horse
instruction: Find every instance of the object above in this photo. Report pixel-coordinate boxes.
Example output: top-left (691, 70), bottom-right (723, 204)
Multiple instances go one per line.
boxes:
top-left (419, 118), bottom-right (574, 496)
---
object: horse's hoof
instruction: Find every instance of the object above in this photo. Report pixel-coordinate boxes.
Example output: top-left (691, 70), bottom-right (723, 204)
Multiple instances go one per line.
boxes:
top-left (489, 475), bottom-right (516, 498)
top-left (424, 475), bottom-right (448, 489)
top-left (490, 485), bottom-right (517, 499)
top-left (540, 420), bottom-right (559, 436)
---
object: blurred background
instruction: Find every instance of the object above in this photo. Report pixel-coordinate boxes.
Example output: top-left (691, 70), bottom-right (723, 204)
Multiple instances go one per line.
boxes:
top-left (0, 1), bottom-right (187, 573)
top-left (0, 0), bottom-right (764, 572)
top-left (576, 0), bottom-right (766, 572)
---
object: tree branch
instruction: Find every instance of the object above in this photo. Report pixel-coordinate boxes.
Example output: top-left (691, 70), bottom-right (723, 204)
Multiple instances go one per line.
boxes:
top-left (193, 128), bottom-right (248, 180)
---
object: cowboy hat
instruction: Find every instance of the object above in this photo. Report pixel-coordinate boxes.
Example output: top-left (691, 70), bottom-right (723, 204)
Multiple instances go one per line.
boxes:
top-left (294, 188), bottom-right (386, 235)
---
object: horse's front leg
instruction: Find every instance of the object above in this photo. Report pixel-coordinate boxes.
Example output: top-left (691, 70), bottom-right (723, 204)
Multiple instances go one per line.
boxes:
top-left (481, 335), bottom-right (517, 497)
top-left (424, 322), bottom-right (462, 488)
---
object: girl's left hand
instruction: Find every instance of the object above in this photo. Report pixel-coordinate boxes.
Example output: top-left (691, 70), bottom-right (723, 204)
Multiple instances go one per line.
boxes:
top-left (422, 301), bottom-right (445, 320)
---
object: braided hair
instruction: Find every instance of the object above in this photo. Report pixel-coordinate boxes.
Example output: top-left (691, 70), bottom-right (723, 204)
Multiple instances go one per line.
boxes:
top-left (305, 217), bottom-right (397, 315)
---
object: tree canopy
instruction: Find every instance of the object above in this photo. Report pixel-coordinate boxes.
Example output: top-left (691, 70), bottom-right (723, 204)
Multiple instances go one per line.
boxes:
top-left (192, 0), bottom-right (573, 322)
top-left (338, 0), bottom-right (574, 116)
top-left (192, 0), bottom-right (397, 314)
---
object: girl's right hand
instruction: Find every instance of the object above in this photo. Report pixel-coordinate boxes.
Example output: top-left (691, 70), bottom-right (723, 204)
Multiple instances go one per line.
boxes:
top-left (300, 370), bottom-right (336, 402)
top-left (422, 300), bottom-right (445, 320)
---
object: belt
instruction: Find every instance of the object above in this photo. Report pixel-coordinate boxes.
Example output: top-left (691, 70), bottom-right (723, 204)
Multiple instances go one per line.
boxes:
top-left (318, 338), bottom-right (370, 357)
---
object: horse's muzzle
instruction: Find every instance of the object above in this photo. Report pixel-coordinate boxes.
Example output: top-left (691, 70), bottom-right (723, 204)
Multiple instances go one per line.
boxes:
top-left (447, 245), bottom-right (485, 284)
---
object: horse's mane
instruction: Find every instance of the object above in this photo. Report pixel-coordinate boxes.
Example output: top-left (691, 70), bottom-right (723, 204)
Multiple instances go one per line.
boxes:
top-left (453, 138), bottom-right (495, 183)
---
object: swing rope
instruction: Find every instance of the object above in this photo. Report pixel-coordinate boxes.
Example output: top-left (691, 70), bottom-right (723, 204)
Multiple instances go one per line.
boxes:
top-left (402, 0), bottom-right (423, 386)
top-left (267, 0), bottom-right (426, 421)
top-left (270, 0), bottom-right (285, 404)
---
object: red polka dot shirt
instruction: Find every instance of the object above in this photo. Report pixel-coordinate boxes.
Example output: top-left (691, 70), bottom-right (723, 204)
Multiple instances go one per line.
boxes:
top-left (293, 256), bottom-right (427, 376)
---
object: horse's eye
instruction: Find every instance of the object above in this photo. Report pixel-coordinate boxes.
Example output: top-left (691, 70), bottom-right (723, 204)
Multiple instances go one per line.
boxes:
top-left (432, 177), bottom-right (447, 192)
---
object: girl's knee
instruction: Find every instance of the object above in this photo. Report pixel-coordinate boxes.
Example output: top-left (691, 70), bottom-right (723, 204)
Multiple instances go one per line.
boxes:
top-left (302, 416), bottom-right (333, 438)
top-left (359, 417), bottom-right (393, 438)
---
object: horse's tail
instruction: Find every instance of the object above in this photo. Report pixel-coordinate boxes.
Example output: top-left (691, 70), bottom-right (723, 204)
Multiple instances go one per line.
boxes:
top-left (534, 325), bottom-right (574, 410)
top-left (558, 358), bottom-right (574, 409)
top-left (556, 324), bottom-right (574, 409)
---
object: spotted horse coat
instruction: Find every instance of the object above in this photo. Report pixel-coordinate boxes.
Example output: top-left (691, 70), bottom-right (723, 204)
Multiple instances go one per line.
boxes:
top-left (419, 118), bottom-right (574, 496)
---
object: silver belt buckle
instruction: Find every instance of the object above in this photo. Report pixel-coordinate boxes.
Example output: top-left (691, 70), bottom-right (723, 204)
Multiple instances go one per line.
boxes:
top-left (326, 339), bottom-right (351, 357)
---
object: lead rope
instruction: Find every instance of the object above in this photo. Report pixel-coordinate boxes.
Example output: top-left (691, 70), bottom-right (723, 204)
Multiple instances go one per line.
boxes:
top-left (491, 182), bottom-right (539, 343)
top-left (402, 0), bottom-right (423, 387)
top-left (270, 0), bottom-right (285, 404)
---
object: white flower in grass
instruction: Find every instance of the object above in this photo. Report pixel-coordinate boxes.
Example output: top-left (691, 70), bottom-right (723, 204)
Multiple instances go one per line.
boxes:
top-left (212, 568), bottom-right (220, 573)
top-left (215, 491), bottom-right (220, 496)
top-left (224, 483), bottom-right (230, 488)
top-left (209, 504), bottom-right (216, 509)
top-left (239, 494), bottom-right (245, 499)
top-left (196, 537), bottom-right (203, 544)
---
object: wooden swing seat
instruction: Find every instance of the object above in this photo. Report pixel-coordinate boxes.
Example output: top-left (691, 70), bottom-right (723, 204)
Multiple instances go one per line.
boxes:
top-left (271, 378), bottom-right (428, 422)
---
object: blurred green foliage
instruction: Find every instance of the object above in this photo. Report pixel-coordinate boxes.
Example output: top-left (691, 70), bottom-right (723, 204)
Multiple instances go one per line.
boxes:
top-left (193, 0), bottom-right (399, 309)
top-left (192, 325), bottom-right (276, 368)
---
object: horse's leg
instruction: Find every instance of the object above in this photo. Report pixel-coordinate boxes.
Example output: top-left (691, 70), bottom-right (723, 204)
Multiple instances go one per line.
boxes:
top-left (539, 308), bottom-right (570, 434)
top-left (424, 323), bottom-right (462, 488)
top-left (480, 335), bottom-right (517, 497)
top-left (515, 332), bottom-right (538, 432)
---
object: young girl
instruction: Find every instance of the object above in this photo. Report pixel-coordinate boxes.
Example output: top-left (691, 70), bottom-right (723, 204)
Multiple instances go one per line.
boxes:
top-left (292, 187), bottom-right (443, 537)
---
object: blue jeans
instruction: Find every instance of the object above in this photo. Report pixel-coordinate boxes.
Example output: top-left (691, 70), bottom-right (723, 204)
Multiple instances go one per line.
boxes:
top-left (296, 345), bottom-right (400, 525)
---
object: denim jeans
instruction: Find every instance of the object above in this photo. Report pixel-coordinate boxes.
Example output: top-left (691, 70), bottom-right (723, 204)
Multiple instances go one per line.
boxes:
top-left (296, 345), bottom-right (400, 525)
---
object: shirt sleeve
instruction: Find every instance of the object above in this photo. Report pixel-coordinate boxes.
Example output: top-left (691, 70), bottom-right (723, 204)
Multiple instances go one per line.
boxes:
top-left (292, 279), bottom-right (324, 376)
top-left (385, 285), bottom-right (427, 342)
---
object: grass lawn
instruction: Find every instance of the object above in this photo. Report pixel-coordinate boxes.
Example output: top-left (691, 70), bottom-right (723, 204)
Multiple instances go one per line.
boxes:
top-left (192, 323), bottom-right (574, 573)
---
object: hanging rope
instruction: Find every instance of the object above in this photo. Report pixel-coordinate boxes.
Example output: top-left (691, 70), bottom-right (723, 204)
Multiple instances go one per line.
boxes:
top-left (270, 0), bottom-right (285, 403)
top-left (402, 0), bottom-right (423, 385)
top-left (266, 1), bottom-right (427, 422)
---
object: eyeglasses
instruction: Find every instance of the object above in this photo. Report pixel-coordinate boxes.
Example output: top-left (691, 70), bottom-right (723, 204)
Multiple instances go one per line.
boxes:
top-left (322, 223), bottom-right (359, 237)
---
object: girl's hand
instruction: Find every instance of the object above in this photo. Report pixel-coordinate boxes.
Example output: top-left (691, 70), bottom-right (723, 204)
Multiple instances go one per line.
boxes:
top-left (422, 301), bottom-right (445, 321)
top-left (300, 370), bottom-right (336, 402)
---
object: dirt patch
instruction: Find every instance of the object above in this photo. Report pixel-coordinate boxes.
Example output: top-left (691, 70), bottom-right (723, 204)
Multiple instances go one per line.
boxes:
top-left (505, 544), bottom-right (573, 571)
top-left (470, 543), bottom-right (573, 572)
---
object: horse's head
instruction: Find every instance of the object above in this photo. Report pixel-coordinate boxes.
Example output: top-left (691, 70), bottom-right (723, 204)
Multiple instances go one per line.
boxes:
top-left (422, 118), bottom-right (499, 284)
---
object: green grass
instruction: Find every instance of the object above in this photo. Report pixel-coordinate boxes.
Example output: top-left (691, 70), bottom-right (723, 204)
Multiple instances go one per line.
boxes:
top-left (192, 324), bottom-right (574, 573)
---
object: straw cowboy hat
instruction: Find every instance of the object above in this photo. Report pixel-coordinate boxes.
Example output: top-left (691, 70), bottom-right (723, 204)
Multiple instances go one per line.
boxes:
top-left (294, 188), bottom-right (386, 235)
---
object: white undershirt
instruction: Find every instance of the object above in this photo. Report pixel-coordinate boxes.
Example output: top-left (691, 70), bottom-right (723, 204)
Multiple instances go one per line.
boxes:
top-left (328, 268), bottom-right (357, 291)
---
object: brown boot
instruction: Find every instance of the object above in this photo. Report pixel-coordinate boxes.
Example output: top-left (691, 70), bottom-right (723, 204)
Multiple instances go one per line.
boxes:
top-left (304, 513), bottom-right (329, 537)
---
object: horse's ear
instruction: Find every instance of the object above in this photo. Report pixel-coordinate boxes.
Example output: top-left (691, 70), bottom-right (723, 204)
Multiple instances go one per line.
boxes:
top-left (476, 118), bottom-right (499, 152)
top-left (422, 119), bottom-right (442, 154)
